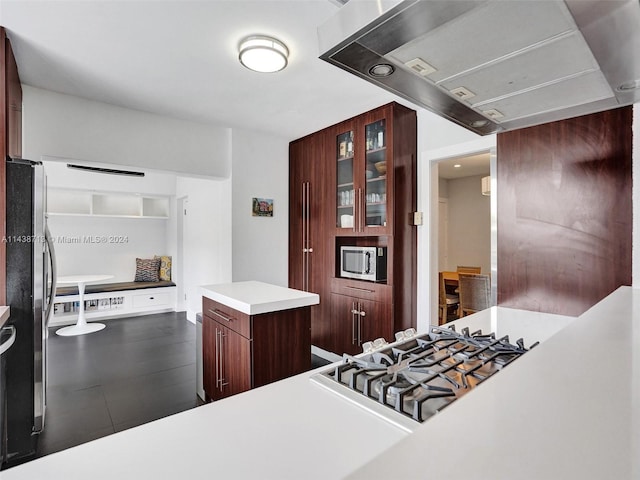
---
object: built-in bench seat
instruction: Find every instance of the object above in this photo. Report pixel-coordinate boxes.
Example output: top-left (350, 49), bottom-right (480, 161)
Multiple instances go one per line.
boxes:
top-left (51, 281), bottom-right (178, 326)
top-left (55, 281), bottom-right (177, 296)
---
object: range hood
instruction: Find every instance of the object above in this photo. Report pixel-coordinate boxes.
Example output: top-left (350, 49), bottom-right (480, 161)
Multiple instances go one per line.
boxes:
top-left (318, 0), bottom-right (640, 135)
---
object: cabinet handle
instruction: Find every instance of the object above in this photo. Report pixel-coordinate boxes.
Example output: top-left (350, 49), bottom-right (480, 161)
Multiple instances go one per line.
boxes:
top-left (302, 181), bottom-right (311, 291)
top-left (215, 327), bottom-right (221, 390)
top-left (344, 285), bottom-right (375, 294)
top-left (359, 188), bottom-right (365, 232)
top-left (149, 297), bottom-right (154, 300)
top-left (351, 302), bottom-right (357, 345)
top-left (219, 330), bottom-right (228, 390)
top-left (357, 302), bottom-right (363, 346)
top-left (209, 309), bottom-right (233, 323)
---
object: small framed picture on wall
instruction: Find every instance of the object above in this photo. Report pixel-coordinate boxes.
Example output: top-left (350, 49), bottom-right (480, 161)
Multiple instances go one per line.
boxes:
top-left (252, 197), bottom-right (274, 217)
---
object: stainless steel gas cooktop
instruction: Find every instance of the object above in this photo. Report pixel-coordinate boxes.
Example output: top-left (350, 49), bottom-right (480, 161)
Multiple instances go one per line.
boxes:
top-left (311, 325), bottom-right (538, 432)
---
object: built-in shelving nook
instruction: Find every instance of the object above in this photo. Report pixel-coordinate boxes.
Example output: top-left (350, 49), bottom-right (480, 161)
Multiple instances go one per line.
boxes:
top-left (47, 188), bottom-right (170, 219)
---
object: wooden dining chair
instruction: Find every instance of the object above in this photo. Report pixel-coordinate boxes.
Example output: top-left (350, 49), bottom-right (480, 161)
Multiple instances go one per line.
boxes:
top-left (438, 272), bottom-right (459, 324)
top-left (457, 273), bottom-right (491, 317)
top-left (457, 265), bottom-right (481, 274)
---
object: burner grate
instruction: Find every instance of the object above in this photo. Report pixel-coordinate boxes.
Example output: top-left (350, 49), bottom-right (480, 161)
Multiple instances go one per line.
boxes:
top-left (322, 325), bottom-right (536, 424)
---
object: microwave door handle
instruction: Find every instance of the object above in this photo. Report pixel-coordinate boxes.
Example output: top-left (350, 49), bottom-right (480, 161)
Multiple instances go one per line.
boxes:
top-left (0, 325), bottom-right (17, 356)
top-left (365, 252), bottom-right (372, 274)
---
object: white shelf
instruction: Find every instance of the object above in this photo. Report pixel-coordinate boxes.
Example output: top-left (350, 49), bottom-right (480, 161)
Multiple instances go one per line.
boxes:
top-left (93, 193), bottom-right (141, 216)
top-left (47, 189), bottom-right (92, 215)
top-left (47, 188), bottom-right (170, 219)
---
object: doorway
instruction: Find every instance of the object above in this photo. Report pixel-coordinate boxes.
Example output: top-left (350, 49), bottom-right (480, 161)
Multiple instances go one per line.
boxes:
top-left (437, 153), bottom-right (491, 273)
top-left (417, 140), bottom-right (498, 329)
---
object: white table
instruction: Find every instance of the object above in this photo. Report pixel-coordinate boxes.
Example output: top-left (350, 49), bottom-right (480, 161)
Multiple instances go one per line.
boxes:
top-left (55, 274), bottom-right (114, 336)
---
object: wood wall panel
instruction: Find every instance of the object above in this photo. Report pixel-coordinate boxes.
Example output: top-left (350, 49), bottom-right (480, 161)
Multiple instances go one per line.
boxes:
top-left (497, 107), bottom-right (632, 317)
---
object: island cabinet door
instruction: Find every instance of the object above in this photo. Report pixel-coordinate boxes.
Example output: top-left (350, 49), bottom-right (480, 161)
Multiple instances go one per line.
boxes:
top-left (203, 316), bottom-right (251, 401)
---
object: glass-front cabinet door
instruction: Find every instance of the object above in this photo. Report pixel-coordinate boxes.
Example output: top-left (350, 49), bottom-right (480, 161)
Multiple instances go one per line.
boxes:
top-left (364, 119), bottom-right (387, 229)
top-left (336, 129), bottom-right (355, 230)
top-left (335, 115), bottom-right (391, 234)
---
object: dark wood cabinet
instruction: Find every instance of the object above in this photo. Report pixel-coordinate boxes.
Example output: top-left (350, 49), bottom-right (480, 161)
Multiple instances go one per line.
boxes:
top-left (289, 102), bottom-right (417, 356)
top-left (330, 292), bottom-right (392, 356)
top-left (202, 297), bottom-right (311, 402)
top-left (1, 28), bottom-right (22, 304)
top-left (289, 132), bottom-right (330, 348)
top-left (202, 312), bottom-right (251, 401)
top-left (497, 107), bottom-right (632, 317)
top-left (5, 36), bottom-right (21, 159)
top-left (333, 110), bottom-right (395, 235)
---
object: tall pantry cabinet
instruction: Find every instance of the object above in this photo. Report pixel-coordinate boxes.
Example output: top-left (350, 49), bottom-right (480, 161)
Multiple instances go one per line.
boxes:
top-left (288, 133), bottom-right (330, 348)
top-left (289, 102), bottom-right (417, 356)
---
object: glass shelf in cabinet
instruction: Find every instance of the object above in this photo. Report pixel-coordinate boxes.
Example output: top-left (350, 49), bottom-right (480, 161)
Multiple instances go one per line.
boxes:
top-left (366, 176), bottom-right (386, 183)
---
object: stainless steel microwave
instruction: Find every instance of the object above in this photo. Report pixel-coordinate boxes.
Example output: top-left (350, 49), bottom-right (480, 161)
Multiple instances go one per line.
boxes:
top-left (340, 246), bottom-right (387, 282)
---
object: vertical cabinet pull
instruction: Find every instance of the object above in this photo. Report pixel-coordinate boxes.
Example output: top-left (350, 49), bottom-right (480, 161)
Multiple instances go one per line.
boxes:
top-left (215, 327), bottom-right (221, 389)
top-left (351, 302), bottom-right (357, 345)
top-left (216, 328), bottom-right (228, 392)
top-left (359, 188), bottom-right (365, 232)
top-left (350, 302), bottom-right (366, 346)
top-left (301, 181), bottom-right (312, 292)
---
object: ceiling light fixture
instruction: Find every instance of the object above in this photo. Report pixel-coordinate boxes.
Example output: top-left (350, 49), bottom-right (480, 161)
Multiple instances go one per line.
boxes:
top-left (368, 63), bottom-right (395, 77)
top-left (453, 164), bottom-right (462, 168)
top-left (239, 35), bottom-right (289, 73)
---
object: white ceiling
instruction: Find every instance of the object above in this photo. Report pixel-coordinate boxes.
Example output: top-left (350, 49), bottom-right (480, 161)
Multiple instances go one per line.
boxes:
top-left (438, 152), bottom-right (490, 180)
top-left (0, 0), bottom-right (404, 141)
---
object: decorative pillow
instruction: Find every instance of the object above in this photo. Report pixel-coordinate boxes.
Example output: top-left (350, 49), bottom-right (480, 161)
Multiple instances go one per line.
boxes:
top-left (134, 257), bottom-right (160, 282)
top-left (154, 255), bottom-right (172, 282)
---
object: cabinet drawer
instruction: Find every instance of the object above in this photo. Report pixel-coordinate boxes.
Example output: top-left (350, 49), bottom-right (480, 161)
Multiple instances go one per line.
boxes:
top-left (203, 297), bottom-right (251, 339)
top-left (330, 277), bottom-right (392, 303)
top-left (132, 292), bottom-right (169, 309)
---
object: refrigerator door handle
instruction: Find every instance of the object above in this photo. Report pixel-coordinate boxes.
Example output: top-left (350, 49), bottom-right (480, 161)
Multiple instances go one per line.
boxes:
top-left (0, 326), bottom-right (16, 356)
top-left (44, 225), bottom-right (57, 327)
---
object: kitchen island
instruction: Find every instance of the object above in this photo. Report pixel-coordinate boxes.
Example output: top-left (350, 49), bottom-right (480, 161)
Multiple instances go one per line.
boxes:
top-left (200, 281), bottom-right (319, 401)
top-left (4, 287), bottom-right (639, 479)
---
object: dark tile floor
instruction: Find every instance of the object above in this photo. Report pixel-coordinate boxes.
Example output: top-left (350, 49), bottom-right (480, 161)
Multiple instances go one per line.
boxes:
top-left (36, 313), bottom-right (333, 459)
top-left (36, 312), bottom-right (198, 457)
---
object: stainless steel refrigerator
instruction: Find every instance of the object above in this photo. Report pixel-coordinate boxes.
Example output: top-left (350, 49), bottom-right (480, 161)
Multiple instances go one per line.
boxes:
top-left (3, 158), bottom-right (56, 467)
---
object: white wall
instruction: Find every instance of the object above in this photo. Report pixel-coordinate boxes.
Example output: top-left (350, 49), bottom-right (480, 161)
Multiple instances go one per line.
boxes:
top-left (23, 87), bottom-right (235, 323)
top-left (23, 86), bottom-right (232, 177)
top-left (43, 159), bottom-right (177, 195)
top-left (416, 107), bottom-right (496, 332)
top-left (443, 175), bottom-right (491, 274)
top-left (43, 159), bottom-right (176, 283)
top-left (230, 128), bottom-right (289, 286)
top-left (177, 176), bottom-right (232, 321)
top-left (48, 216), bottom-right (168, 282)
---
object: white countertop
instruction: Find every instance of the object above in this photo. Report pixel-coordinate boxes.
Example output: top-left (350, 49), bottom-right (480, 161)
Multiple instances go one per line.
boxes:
top-left (347, 286), bottom-right (638, 480)
top-left (1, 365), bottom-right (408, 480)
top-left (5, 288), bottom-right (636, 479)
top-left (200, 281), bottom-right (319, 315)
